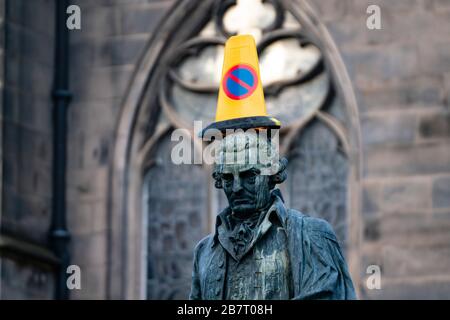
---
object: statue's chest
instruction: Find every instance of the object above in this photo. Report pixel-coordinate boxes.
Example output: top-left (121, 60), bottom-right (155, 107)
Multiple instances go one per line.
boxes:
top-left (202, 225), bottom-right (292, 300)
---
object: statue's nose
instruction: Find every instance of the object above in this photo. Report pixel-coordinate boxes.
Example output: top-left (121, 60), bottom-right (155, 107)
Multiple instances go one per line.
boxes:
top-left (232, 176), bottom-right (243, 193)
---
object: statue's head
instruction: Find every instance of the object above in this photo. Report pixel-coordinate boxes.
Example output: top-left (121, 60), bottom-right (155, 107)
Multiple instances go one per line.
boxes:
top-left (212, 130), bottom-right (287, 217)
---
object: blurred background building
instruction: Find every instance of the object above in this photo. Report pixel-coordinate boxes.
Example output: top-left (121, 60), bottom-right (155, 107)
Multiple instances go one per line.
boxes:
top-left (0, 0), bottom-right (449, 299)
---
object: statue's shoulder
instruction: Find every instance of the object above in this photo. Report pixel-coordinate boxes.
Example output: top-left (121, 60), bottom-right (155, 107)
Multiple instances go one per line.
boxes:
top-left (285, 208), bottom-right (306, 225)
top-left (193, 234), bottom-right (214, 257)
top-left (286, 208), bottom-right (337, 241)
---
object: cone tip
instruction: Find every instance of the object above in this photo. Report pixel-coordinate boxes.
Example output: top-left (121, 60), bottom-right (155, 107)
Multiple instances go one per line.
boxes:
top-left (226, 34), bottom-right (256, 48)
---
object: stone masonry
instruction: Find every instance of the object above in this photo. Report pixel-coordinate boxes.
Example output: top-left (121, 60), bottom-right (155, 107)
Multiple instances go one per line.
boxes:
top-left (1, 0), bottom-right (449, 299)
top-left (311, 0), bottom-right (450, 299)
top-left (1, 0), bottom-right (55, 299)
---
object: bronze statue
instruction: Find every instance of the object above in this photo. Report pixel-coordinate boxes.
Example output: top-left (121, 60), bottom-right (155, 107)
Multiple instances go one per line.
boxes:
top-left (190, 35), bottom-right (355, 300)
top-left (189, 131), bottom-right (356, 300)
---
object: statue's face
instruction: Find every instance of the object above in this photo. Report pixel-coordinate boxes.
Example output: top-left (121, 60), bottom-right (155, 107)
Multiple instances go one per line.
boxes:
top-left (214, 131), bottom-right (281, 217)
top-left (220, 163), bottom-right (272, 217)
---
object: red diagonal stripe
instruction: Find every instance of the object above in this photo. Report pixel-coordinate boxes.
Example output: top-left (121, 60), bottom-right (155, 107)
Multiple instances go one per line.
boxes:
top-left (228, 73), bottom-right (252, 91)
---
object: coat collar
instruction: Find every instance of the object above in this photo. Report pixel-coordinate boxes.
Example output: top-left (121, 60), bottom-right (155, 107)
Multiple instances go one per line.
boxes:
top-left (211, 189), bottom-right (288, 248)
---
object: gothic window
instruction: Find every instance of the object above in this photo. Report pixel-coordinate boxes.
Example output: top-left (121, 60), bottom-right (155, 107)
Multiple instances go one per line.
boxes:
top-left (143, 135), bottom-right (208, 299)
top-left (140, 0), bottom-right (354, 299)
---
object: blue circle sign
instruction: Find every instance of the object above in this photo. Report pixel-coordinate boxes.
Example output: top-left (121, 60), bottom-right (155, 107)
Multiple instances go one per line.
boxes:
top-left (222, 64), bottom-right (258, 100)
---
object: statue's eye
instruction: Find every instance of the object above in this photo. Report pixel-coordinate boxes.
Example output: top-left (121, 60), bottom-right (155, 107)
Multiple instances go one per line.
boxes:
top-left (222, 174), bottom-right (233, 182)
top-left (240, 170), bottom-right (257, 183)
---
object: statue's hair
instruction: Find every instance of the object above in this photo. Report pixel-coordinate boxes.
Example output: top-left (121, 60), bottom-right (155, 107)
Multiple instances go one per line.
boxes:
top-left (216, 130), bottom-right (279, 169)
top-left (212, 169), bottom-right (224, 189)
top-left (212, 130), bottom-right (288, 189)
top-left (268, 157), bottom-right (288, 189)
top-left (213, 157), bottom-right (288, 189)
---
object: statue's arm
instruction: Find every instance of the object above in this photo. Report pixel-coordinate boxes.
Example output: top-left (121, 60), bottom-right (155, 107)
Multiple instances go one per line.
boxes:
top-left (189, 239), bottom-right (205, 300)
top-left (293, 217), bottom-right (357, 300)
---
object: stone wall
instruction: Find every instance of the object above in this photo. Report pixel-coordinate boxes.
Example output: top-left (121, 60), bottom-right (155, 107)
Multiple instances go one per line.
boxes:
top-left (67, 0), bottom-right (175, 299)
top-left (67, 0), bottom-right (450, 300)
top-left (59, 0), bottom-right (450, 299)
top-left (0, 0), bottom-right (4, 226)
top-left (0, 0), bottom-right (55, 299)
top-left (311, 0), bottom-right (450, 299)
top-left (0, 0), bottom-right (4, 299)
top-left (1, 0), bottom-right (449, 300)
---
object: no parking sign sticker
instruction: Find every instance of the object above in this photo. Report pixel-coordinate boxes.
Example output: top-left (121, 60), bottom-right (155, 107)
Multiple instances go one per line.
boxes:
top-left (222, 64), bottom-right (258, 100)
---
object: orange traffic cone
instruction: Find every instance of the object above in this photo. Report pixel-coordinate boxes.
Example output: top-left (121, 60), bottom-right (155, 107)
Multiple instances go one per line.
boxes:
top-left (201, 34), bottom-right (280, 137)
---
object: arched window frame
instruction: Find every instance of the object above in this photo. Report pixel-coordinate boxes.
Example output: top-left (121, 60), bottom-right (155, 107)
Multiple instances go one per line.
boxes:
top-left (107, 0), bottom-right (362, 299)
